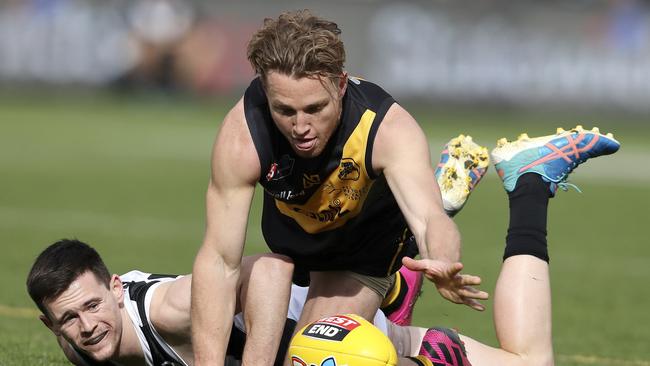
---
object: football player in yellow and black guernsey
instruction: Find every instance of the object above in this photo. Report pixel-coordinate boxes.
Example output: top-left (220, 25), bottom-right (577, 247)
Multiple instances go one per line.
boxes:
top-left (190, 10), bottom-right (488, 365)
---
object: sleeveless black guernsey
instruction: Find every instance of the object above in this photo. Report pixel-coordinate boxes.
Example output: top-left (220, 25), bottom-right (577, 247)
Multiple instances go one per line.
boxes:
top-left (244, 76), bottom-right (414, 284)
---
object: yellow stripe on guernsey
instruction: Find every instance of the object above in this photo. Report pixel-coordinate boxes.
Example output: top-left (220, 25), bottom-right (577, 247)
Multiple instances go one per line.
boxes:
top-left (275, 109), bottom-right (377, 233)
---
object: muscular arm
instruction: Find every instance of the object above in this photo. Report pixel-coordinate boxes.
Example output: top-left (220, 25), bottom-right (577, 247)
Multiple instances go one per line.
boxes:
top-left (191, 98), bottom-right (260, 365)
top-left (154, 256), bottom-right (293, 366)
top-left (373, 103), bottom-right (460, 262)
top-left (373, 104), bottom-right (486, 310)
top-left (151, 275), bottom-right (193, 357)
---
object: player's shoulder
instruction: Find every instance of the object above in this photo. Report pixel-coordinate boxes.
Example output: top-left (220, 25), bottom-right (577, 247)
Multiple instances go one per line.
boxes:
top-left (222, 98), bottom-right (250, 141)
top-left (120, 270), bottom-right (152, 283)
top-left (213, 96), bottom-right (261, 183)
top-left (120, 271), bottom-right (182, 287)
top-left (346, 76), bottom-right (395, 109)
top-left (371, 102), bottom-right (425, 172)
top-left (347, 75), bottom-right (389, 94)
top-left (222, 97), bottom-right (247, 130)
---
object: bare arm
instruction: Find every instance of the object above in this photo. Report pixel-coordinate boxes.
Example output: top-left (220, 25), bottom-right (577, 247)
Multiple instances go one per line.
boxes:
top-left (191, 98), bottom-right (260, 365)
top-left (373, 104), bottom-right (486, 310)
top-left (238, 254), bottom-right (294, 365)
top-left (373, 103), bottom-right (460, 262)
top-left (151, 275), bottom-right (193, 344)
top-left (153, 255), bottom-right (293, 365)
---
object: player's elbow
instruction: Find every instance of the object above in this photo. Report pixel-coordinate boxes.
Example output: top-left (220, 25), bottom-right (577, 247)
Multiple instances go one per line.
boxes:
top-left (192, 245), bottom-right (241, 282)
top-left (256, 253), bottom-right (294, 280)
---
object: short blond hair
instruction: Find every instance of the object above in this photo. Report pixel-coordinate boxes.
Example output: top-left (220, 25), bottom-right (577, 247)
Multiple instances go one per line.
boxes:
top-left (247, 10), bottom-right (345, 83)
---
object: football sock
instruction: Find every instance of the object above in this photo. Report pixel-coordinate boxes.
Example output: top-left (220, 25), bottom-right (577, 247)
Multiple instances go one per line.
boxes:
top-left (504, 173), bottom-right (551, 262)
top-left (380, 270), bottom-right (405, 311)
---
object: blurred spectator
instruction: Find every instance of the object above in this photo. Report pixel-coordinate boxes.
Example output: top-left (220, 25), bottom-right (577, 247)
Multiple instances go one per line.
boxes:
top-left (0, 0), bottom-right (136, 85)
top-left (119, 0), bottom-right (194, 91)
top-left (174, 19), bottom-right (256, 94)
top-left (1, 1), bottom-right (649, 110)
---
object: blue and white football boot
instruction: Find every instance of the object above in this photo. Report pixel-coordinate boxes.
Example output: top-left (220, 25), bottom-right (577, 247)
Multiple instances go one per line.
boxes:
top-left (491, 125), bottom-right (620, 194)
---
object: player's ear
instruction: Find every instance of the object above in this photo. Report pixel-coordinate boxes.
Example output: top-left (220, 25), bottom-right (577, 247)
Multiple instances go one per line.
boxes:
top-left (110, 274), bottom-right (124, 304)
top-left (40, 314), bottom-right (60, 336)
top-left (338, 72), bottom-right (348, 98)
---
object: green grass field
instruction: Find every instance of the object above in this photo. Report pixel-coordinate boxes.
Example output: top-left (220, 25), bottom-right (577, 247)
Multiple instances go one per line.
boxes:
top-left (1, 91), bottom-right (648, 365)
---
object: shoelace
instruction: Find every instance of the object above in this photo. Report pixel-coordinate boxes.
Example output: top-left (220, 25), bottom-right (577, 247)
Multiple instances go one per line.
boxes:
top-left (550, 140), bottom-right (591, 193)
top-left (554, 144), bottom-right (593, 193)
top-left (554, 181), bottom-right (582, 193)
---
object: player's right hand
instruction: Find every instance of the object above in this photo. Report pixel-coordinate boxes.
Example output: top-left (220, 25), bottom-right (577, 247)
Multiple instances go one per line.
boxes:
top-left (401, 256), bottom-right (488, 311)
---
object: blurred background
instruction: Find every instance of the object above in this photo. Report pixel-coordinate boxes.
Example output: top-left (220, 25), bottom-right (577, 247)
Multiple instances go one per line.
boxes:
top-left (1, 1), bottom-right (649, 365)
top-left (2, 0), bottom-right (650, 110)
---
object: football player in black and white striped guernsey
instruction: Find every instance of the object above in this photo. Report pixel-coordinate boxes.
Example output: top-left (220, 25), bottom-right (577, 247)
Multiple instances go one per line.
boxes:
top-left (82, 270), bottom-right (189, 366)
top-left (26, 239), bottom-right (294, 366)
top-left (27, 238), bottom-right (507, 366)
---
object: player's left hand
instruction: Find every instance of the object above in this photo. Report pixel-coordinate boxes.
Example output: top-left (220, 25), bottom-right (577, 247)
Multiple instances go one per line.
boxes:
top-left (402, 256), bottom-right (488, 311)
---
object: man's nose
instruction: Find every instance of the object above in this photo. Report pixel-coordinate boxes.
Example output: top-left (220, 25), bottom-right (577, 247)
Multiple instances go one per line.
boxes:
top-left (293, 112), bottom-right (310, 136)
top-left (79, 313), bottom-right (97, 335)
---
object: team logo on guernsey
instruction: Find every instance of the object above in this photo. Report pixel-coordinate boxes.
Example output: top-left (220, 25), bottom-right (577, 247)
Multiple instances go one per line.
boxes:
top-left (338, 158), bottom-right (360, 181)
top-left (291, 356), bottom-right (339, 366)
top-left (291, 200), bottom-right (350, 222)
top-left (302, 315), bottom-right (360, 342)
top-left (324, 182), bottom-right (367, 201)
top-left (303, 173), bottom-right (321, 189)
top-left (266, 155), bottom-right (294, 181)
top-left (266, 163), bottom-right (278, 181)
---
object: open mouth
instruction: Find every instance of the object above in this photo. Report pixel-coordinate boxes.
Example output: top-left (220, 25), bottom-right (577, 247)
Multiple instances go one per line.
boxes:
top-left (84, 330), bottom-right (108, 346)
top-left (295, 137), bottom-right (316, 151)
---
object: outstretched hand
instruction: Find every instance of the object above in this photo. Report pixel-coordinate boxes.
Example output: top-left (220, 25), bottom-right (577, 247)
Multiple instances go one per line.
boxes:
top-left (402, 256), bottom-right (488, 311)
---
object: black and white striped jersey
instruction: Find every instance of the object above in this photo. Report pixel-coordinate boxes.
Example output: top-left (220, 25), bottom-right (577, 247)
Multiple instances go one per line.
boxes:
top-left (68, 272), bottom-right (388, 366)
top-left (71, 270), bottom-right (187, 366)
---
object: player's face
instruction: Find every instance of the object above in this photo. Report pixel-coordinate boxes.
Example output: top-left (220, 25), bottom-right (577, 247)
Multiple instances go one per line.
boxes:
top-left (43, 271), bottom-right (124, 362)
top-left (265, 71), bottom-right (347, 158)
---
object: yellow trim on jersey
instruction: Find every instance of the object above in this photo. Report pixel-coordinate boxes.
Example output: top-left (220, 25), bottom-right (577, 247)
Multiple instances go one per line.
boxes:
top-left (386, 228), bottom-right (409, 275)
top-left (275, 109), bottom-right (377, 233)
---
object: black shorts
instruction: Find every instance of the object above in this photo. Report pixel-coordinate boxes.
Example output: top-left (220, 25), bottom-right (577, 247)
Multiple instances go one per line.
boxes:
top-left (290, 231), bottom-right (419, 286)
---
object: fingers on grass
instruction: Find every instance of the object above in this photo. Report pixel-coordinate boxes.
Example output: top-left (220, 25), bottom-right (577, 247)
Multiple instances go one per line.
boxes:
top-left (465, 299), bottom-right (486, 311)
top-left (457, 274), bottom-right (482, 286)
top-left (458, 286), bottom-right (489, 300)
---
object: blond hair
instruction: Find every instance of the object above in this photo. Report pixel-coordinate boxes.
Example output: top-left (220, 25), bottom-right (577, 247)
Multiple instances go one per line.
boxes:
top-left (247, 10), bottom-right (345, 83)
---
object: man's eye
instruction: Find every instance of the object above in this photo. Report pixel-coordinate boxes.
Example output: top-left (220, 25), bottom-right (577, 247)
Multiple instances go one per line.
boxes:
top-left (279, 109), bottom-right (295, 116)
top-left (305, 105), bottom-right (324, 114)
top-left (88, 303), bottom-right (99, 311)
